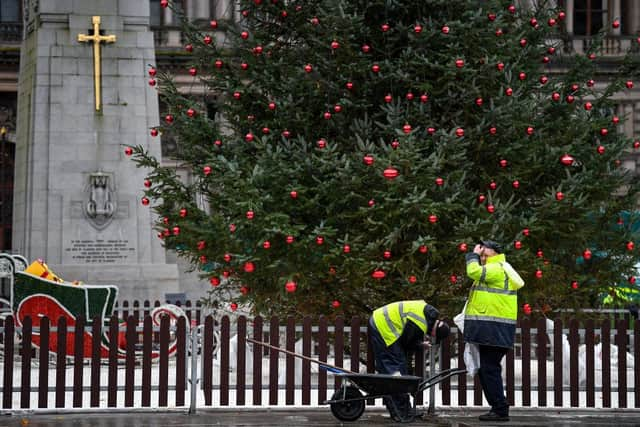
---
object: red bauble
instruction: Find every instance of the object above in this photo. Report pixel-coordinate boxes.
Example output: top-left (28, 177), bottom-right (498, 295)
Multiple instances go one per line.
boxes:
top-left (552, 92), bottom-right (560, 101)
top-left (630, 277), bottom-right (637, 285)
top-left (246, 210), bottom-right (254, 220)
top-left (233, 91), bottom-right (241, 100)
top-left (290, 190), bottom-right (298, 199)
top-left (587, 79), bottom-right (595, 87)
top-left (189, 67), bottom-right (197, 76)
top-left (187, 108), bottom-right (196, 117)
top-left (526, 126), bottom-right (534, 135)
top-left (361, 44), bottom-right (371, 53)
top-left (372, 270), bottom-right (386, 279)
top-left (420, 93), bottom-right (429, 103)
top-left (179, 208), bottom-right (187, 217)
top-left (209, 277), bottom-right (220, 287)
top-left (383, 250), bottom-right (392, 259)
top-left (600, 128), bottom-right (608, 136)
top-left (613, 20), bottom-right (620, 29)
top-left (241, 31), bottom-right (249, 40)
top-left (124, 146), bottom-right (133, 156)
top-left (160, 0), bottom-right (169, 7)
top-left (343, 244), bottom-right (351, 254)
top-left (583, 249), bottom-right (592, 260)
top-left (332, 300), bottom-right (341, 308)
top-left (165, 114), bottom-right (174, 124)
top-left (571, 281), bottom-right (579, 289)
top-left (323, 112), bottom-right (332, 120)
top-left (240, 286), bottom-right (249, 296)
top-left (435, 177), bottom-right (444, 186)
top-left (199, 255), bottom-right (207, 264)
top-left (282, 130), bottom-right (291, 138)
top-left (428, 214), bottom-right (438, 223)
top-left (548, 18), bottom-right (557, 26)
top-left (489, 181), bottom-right (497, 190)
top-left (203, 165), bottom-right (212, 176)
top-left (263, 240), bottom-right (271, 249)
top-left (519, 38), bottom-right (527, 47)
top-left (626, 241), bottom-right (635, 251)
top-left (542, 56), bottom-right (550, 63)
top-left (523, 228), bottom-right (530, 236)
top-left (626, 80), bottom-right (634, 89)
top-left (512, 180), bottom-right (520, 189)
top-left (477, 194), bottom-right (486, 203)
top-left (371, 64), bottom-right (380, 73)
top-left (384, 94), bottom-right (392, 103)
top-left (210, 20), bottom-right (218, 29)
top-left (204, 35), bottom-right (212, 45)
top-left (150, 128), bottom-right (158, 137)
top-left (514, 241), bottom-right (522, 249)
top-left (144, 179), bottom-right (151, 188)
top-left (523, 304), bottom-right (532, 315)
top-left (455, 59), bottom-right (464, 68)
top-left (229, 223), bottom-right (236, 232)
top-left (535, 269), bottom-right (543, 279)
top-left (245, 133), bottom-right (254, 142)
top-left (489, 127), bottom-right (497, 135)
top-left (566, 95), bottom-right (574, 103)
top-left (548, 47), bottom-right (556, 55)
top-left (585, 102), bottom-right (593, 110)
top-left (363, 155), bottom-right (374, 166)
top-left (427, 127), bottom-right (436, 135)
top-left (488, 13), bottom-right (496, 21)
top-left (241, 62), bottom-right (249, 70)
top-left (310, 16), bottom-right (319, 25)
top-left (317, 139), bottom-right (326, 149)
top-left (286, 235), bottom-right (294, 244)
top-left (455, 128), bottom-right (464, 137)
top-left (141, 197), bottom-right (149, 206)
top-left (449, 275), bottom-right (457, 284)
top-left (148, 67), bottom-right (157, 77)
top-left (441, 26), bottom-right (450, 34)
top-left (197, 240), bottom-right (206, 250)
top-left (475, 98), bottom-right (483, 106)
top-left (519, 72), bottom-right (527, 80)
top-left (383, 168), bottom-right (399, 180)
top-left (529, 18), bottom-right (538, 27)
top-left (505, 87), bottom-right (513, 96)
top-left (172, 226), bottom-right (180, 235)
top-left (285, 281), bottom-right (297, 293)
top-left (402, 124), bottom-right (412, 134)
top-left (560, 154), bottom-right (574, 166)
top-left (555, 191), bottom-right (564, 201)
top-left (229, 303), bottom-right (238, 312)
top-left (612, 116), bottom-right (620, 124)
top-left (391, 140), bottom-right (400, 149)
top-left (487, 204), bottom-right (495, 213)
top-left (499, 159), bottom-right (507, 168)
top-left (316, 235), bottom-right (324, 245)
top-left (185, 44), bottom-right (193, 52)
top-left (148, 78), bottom-right (156, 87)
top-left (458, 243), bottom-right (468, 252)
top-left (414, 25), bottom-right (423, 34)
top-left (346, 82), bottom-right (354, 90)
top-left (558, 11), bottom-right (566, 20)
top-left (419, 245), bottom-right (428, 253)
top-left (223, 253), bottom-right (232, 263)
top-left (381, 23), bottom-right (390, 32)
top-left (495, 28), bottom-right (503, 37)
top-left (497, 62), bottom-right (504, 71)
top-left (243, 261), bottom-right (255, 273)
top-left (253, 45), bottom-right (263, 54)
top-left (408, 275), bottom-right (417, 284)
top-left (334, 104), bottom-right (342, 113)
top-left (268, 102), bottom-right (276, 110)
top-left (597, 145), bottom-right (605, 154)
top-left (304, 64), bottom-right (312, 73)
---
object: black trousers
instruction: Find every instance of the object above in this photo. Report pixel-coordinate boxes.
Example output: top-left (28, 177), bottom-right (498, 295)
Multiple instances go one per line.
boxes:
top-left (478, 344), bottom-right (509, 416)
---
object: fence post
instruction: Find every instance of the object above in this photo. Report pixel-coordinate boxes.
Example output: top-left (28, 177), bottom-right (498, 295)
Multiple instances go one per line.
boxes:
top-left (427, 345), bottom-right (436, 415)
top-left (189, 325), bottom-right (202, 414)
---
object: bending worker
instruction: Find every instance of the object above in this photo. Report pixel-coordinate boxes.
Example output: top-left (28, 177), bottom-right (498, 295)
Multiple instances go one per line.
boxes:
top-left (368, 300), bottom-right (450, 422)
top-left (464, 240), bottom-right (524, 422)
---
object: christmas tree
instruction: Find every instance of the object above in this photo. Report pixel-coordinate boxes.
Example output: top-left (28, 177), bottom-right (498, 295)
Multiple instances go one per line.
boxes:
top-left (128, 0), bottom-right (640, 318)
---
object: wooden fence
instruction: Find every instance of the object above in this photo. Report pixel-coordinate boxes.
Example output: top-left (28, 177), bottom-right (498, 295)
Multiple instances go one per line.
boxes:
top-left (0, 314), bottom-right (638, 410)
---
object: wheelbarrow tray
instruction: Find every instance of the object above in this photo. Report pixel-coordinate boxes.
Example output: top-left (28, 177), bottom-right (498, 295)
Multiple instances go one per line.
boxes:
top-left (336, 373), bottom-right (422, 395)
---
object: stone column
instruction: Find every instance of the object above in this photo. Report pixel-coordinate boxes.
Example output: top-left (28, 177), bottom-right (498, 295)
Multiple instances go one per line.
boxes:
top-left (13, 0), bottom-right (179, 302)
top-left (565, 0), bottom-right (574, 34)
top-left (612, 0), bottom-right (621, 35)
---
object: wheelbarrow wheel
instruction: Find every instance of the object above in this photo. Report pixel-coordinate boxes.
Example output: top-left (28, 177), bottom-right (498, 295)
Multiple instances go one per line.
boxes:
top-left (330, 386), bottom-right (365, 422)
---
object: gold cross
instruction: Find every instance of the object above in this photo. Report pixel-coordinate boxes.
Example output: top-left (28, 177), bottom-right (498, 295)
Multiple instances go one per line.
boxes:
top-left (78, 16), bottom-right (116, 111)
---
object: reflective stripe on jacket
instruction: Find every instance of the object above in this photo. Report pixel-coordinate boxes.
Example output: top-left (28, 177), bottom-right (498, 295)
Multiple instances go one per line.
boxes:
top-left (372, 300), bottom-right (428, 347)
top-left (464, 253), bottom-right (520, 348)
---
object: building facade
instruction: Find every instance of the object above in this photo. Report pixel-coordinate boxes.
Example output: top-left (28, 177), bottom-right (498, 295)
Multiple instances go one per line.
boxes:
top-left (0, 0), bottom-right (638, 292)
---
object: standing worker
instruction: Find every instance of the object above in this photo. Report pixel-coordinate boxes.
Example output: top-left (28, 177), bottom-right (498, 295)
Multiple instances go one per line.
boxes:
top-left (464, 240), bottom-right (524, 422)
top-left (368, 300), bottom-right (450, 422)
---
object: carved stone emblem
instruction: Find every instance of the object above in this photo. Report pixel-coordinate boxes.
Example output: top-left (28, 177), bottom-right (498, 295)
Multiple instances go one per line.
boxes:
top-left (84, 172), bottom-right (116, 230)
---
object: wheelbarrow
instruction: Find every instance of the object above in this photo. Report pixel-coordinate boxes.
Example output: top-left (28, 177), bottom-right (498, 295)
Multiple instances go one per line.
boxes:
top-left (325, 367), bottom-right (466, 422)
top-left (245, 336), bottom-right (465, 422)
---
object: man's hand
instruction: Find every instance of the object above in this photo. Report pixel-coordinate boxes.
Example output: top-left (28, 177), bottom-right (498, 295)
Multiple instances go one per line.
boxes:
top-left (473, 244), bottom-right (483, 255)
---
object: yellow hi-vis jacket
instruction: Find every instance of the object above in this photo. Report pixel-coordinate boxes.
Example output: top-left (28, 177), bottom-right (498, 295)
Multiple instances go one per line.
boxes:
top-left (464, 253), bottom-right (523, 348)
top-left (372, 300), bottom-right (428, 347)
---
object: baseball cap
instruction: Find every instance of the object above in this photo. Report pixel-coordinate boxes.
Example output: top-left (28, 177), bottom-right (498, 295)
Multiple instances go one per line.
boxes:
top-left (479, 239), bottom-right (502, 254)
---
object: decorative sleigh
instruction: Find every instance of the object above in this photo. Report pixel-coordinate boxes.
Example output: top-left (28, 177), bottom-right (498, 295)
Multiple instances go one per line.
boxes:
top-left (0, 254), bottom-right (188, 359)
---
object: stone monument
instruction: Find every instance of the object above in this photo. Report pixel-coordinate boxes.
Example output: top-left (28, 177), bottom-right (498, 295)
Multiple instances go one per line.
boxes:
top-left (12, 0), bottom-right (180, 301)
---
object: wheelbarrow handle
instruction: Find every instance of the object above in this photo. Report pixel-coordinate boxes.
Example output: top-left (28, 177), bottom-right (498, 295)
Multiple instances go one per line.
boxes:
top-left (418, 368), bottom-right (467, 391)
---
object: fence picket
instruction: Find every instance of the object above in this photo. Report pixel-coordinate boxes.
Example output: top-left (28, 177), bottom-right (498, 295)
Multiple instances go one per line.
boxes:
top-left (318, 316), bottom-right (328, 405)
top-left (202, 315), bottom-right (214, 406)
top-left (536, 318), bottom-right (547, 407)
top-left (220, 315), bottom-right (230, 406)
top-left (72, 316), bottom-right (85, 408)
top-left (521, 318), bottom-right (531, 407)
top-left (635, 319), bottom-right (640, 408)
top-left (55, 317), bottom-right (66, 408)
top-left (602, 320), bottom-right (611, 408)
top-left (302, 317), bottom-right (312, 405)
top-left (236, 316), bottom-right (246, 406)
top-left (107, 315), bottom-right (118, 407)
top-left (252, 316), bottom-right (263, 405)
top-left (457, 329), bottom-right (466, 406)
top-left (125, 316), bottom-right (137, 407)
top-left (142, 316), bottom-right (153, 407)
top-left (553, 317), bottom-right (563, 407)
top-left (616, 319), bottom-right (627, 408)
top-left (38, 316), bottom-right (49, 409)
top-left (176, 316), bottom-right (187, 407)
top-left (90, 315), bottom-right (102, 407)
top-left (286, 316), bottom-right (295, 405)
top-left (20, 315), bottom-right (32, 409)
top-left (569, 319), bottom-right (579, 407)
top-left (585, 319), bottom-right (595, 407)
top-left (158, 315), bottom-right (170, 407)
top-left (2, 316), bottom-right (13, 409)
top-left (268, 316), bottom-right (279, 405)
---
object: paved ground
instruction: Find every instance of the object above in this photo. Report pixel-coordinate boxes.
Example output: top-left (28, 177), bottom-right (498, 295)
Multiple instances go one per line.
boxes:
top-left (3, 408), bottom-right (640, 427)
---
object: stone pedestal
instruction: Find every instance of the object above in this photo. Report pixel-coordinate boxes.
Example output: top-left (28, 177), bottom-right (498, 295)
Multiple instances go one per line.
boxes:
top-left (12, 0), bottom-right (179, 302)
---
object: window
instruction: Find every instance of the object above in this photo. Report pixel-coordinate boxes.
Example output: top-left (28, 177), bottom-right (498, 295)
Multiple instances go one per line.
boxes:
top-left (0, 0), bottom-right (20, 22)
top-left (574, 0), bottom-right (607, 36)
top-left (150, 0), bottom-right (163, 27)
